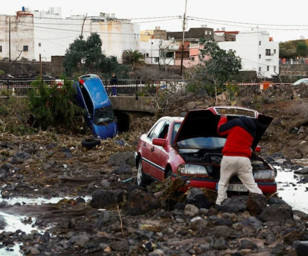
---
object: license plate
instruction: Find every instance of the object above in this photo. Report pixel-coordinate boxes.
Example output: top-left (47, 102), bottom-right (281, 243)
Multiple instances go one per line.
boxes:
top-left (227, 184), bottom-right (248, 192)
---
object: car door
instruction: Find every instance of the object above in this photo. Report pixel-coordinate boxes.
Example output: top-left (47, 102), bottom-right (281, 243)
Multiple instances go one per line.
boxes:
top-left (141, 120), bottom-right (169, 180)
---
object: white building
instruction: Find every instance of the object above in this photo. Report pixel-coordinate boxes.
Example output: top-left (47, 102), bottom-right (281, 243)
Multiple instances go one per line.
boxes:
top-left (218, 30), bottom-right (279, 78)
top-left (0, 8), bottom-right (140, 62)
top-left (140, 39), bottom-right (178, 66)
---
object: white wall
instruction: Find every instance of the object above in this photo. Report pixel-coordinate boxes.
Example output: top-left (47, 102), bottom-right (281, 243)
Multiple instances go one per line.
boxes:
top-left (218, 30), bottom-right (279, 78)
top-left (0, 8), bottom-right (140, 63)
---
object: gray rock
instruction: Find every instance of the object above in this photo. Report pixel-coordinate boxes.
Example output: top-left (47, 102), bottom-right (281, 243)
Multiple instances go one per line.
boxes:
top-left (109, 152), bottom-right (135, 167)
top-left (110, 239), bottom-right (129, 252)
top-left (11, 152), bottom-right (31, 164)
top-left (69, 233), bottom-right (90, 247)
top-left (149, 249), bottom-right (165, 256)
top-left (240, 239), bottom-right (258, 250)
top-left (220, 196), bottom-right (248, 213)
top-left (0, 168), bottom-right (7, 179)
top-left (213, 225), bottom-right (234, 239)
top-left (294, 167), bottom-right (308, 175)
top-left (111, 164), bottom-right (132, 175)
top-left (91, 189), bottom-right (126, 209)
top-left (212, 237), bottom-right (228, 250)
top-left (184, 204), bottom-right (199, 216)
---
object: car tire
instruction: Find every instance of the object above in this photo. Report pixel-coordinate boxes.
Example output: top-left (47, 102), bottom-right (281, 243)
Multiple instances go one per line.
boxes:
top-left (137, 160), bottom-right (149, 187)
top-left (81, 137), bottom-right (101, 149)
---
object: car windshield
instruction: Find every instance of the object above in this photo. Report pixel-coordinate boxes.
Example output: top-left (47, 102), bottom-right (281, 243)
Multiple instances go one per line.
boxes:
top-left (177, 137), bottom-right (226, 149)
top-left (94, 105), bottom-right (115, 125)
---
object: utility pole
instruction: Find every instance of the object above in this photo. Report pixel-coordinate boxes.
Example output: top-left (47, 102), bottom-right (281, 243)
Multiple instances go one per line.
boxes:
top-left (80, 14), bottom-right (87, 39)
top-left (180, 0), bottom-right (187, 77)
top-left (9, 16), bottom-right (11, 68)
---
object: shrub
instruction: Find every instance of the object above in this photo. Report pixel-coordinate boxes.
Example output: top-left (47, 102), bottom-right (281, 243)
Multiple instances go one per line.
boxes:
top-left (27, 78), bottom-right (84, 130)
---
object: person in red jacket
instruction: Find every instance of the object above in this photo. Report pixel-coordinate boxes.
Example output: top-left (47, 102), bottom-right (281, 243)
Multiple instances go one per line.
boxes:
top-left (216, 115), bottom-right (263, 206)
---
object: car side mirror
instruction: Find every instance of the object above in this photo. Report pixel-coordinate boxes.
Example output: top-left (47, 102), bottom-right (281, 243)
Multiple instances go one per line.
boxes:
top-left (255, 145), bottom-right (261, 152)
top-left (153, 138), bottom-right (167, 147)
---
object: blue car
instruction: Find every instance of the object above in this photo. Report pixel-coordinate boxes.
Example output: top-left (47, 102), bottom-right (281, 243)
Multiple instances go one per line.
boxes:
top-left (74, 74), bottom-right (117, 139)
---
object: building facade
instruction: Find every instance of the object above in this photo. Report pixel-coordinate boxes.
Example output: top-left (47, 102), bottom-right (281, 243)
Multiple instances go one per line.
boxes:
top-left (218, 30), bottom-right (279, 78)
top-left (0, 8), bottom-right (140, 63)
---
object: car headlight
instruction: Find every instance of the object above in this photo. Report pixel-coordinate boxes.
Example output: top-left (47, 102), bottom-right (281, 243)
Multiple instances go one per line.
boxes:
top-left (254, 170), bottom-right (276, 180)
top-left (178, 164), bottom-right (209, 175)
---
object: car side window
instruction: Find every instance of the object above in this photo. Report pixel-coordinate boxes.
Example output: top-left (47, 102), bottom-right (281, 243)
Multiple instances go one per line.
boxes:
top-left (148, 121), bottom-right (167, 140)
top-left (158, 123), bottom-right (169, 139)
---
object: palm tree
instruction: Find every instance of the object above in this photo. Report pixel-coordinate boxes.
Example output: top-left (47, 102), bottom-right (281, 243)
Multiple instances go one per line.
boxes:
top-left (122, 49), bottom-right (145, 70)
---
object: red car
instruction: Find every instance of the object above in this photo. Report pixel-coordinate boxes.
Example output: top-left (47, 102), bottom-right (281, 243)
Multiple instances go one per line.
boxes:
top-left (135, 106), bottom-right (277, 194)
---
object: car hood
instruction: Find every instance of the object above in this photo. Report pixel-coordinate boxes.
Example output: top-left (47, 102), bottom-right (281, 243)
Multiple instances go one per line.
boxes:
top-left (174, 107), bottom-right (273, 149)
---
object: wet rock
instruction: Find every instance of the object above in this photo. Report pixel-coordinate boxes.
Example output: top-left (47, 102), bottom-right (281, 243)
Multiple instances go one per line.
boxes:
top-left (185, 187), bottom-right (212, 209)
top-left (96, 210), bottom-right (116, 227)
top-left (241, 216), bottom-right (263, 230)
top-left (11, 152), bottom-right (31, 164)
top-left (109, 152), bottom-right (135, 167)
top-left (111, 164), bottom-right (132, 175)
top-left (124, 189), bottom-right (160, 215)
top-left (259, 204), bottom-right (293, 223)
top-left (212, 237), bottom-right (228, 250)
top-left (246, 193), bottom-right (267, 216)
top-left (0, 216), bottom-right (6, 229)
top-left (220, 196), bottom-right (248, 213)
top-left (91, 189), bottom-right (126, 209)
top-left (298, 176), bottom-right (308, 184)
top-left (294, 241), bottom-right (308, 256)
top-left (184, 204), bottom-right (199, 216)
top-left (294, 167), bottom-right (308, 175)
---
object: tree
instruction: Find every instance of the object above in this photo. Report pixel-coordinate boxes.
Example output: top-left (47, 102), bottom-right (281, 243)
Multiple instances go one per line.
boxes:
top-left (279, 41), bottom-right (296, 59)
top-left (64, 33), bottom-right (119, 76)
top-left (296, 41), bottom-right (308, 57)
top-left (187, 41), bottom-right (241, 102)
top-left (122, 49), bottom-right (145, 70)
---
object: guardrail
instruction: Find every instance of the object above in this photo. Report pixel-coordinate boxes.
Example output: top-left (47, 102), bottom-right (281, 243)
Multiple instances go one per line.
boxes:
top-left (0, 79), bottom-right (294, 96)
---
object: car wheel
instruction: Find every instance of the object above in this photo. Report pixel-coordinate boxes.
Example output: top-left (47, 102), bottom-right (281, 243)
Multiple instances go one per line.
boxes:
top-left (137, 160), bottom-right (149, 187)
top-left (81, 137), bottom-right (101, 149)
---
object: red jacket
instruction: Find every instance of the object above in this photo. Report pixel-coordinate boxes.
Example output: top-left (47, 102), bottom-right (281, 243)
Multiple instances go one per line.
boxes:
top-left (217, 116), bottom-right (256, 158)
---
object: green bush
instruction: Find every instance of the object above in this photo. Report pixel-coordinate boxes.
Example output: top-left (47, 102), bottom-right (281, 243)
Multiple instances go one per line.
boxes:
top-left (27, 78), bottom-right (84, 130)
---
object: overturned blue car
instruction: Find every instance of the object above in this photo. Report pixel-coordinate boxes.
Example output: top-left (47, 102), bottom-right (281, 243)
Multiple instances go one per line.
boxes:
top-left (74, 74), bottom-right (117, 139)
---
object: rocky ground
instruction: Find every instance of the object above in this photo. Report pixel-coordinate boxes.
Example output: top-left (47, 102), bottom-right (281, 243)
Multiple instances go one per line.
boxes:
top-left (0, 84), bottom-right (307, 255)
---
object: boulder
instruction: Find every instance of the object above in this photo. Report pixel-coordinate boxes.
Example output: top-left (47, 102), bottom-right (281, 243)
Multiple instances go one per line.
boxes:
top-left (219, 196), bottom-right (248, 213)
top-left (246, 193), bottom-right (267, 216)
top-left (91, 189), bottom-right (126, 209)
top-left (185, 187), bottom-right (212, 209)
top-left (259, 204), bottom-right (293, 223)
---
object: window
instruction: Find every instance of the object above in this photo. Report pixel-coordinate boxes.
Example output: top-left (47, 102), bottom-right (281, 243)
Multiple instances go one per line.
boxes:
top-left (23, 45), bottom-right (28, 51)
top-left (154, 57), bottom-right (159, 63)
top-left (267, 66), bottom-right (270, 71)
top-left (265, 49), bottom-right (271, 56)
top-left (0, 46), bottom-right (2, 52)
top-left (259, 41), bottom-right (261, 46)
top-left (38, 43), bottom-right (41, 47)
top-left (274, 49), bottom-right (276, 54)
top-left (259, 67), bottom-right (262, 72)
top-left (274, 66), bottom-right (277, 72)
top-left (148, 121), bottom-right (167, 140)
top-left (191, 57), bottom-right (195, 61)
top-left (259, 54), bottom-right (261, 59)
